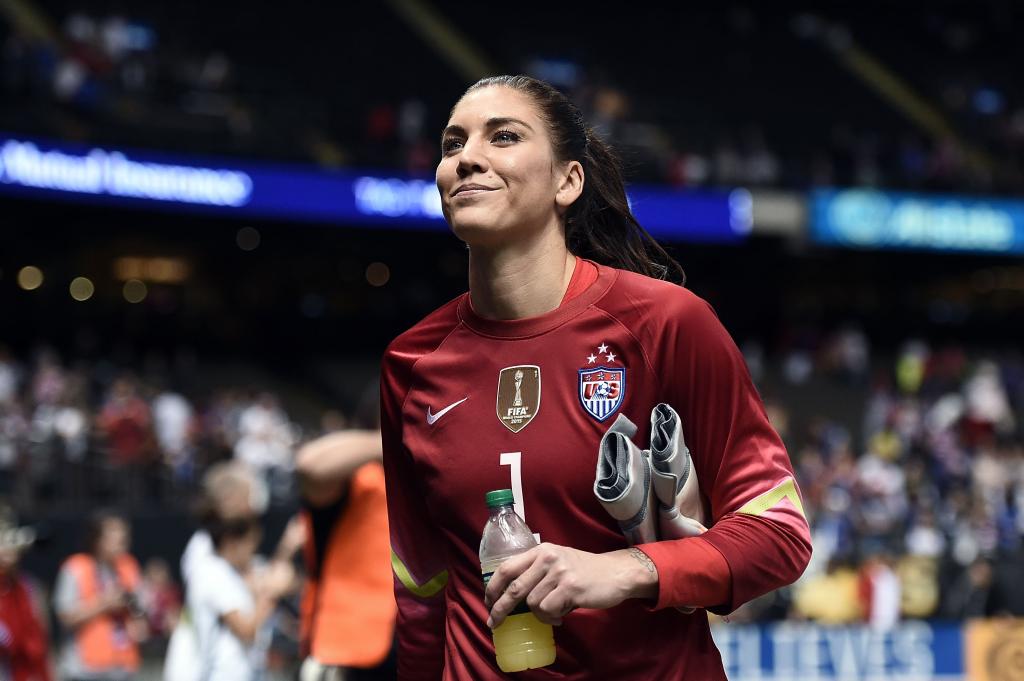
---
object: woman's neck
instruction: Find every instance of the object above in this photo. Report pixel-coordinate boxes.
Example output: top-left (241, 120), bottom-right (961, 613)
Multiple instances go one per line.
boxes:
top-left (468, 227), bottom-right (576, 320)
top-left (218, 547), bottom-right (247, 573)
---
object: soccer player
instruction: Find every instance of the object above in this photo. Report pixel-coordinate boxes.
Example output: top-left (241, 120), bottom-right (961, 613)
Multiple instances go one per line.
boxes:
top-left (381, 75), bottom-right (811, 680)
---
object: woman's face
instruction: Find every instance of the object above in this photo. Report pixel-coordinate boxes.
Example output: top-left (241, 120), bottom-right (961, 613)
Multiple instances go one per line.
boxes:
top-left (97, 518), bottom-right (129, 562)
top-left (225, 525), bottom-right (262, 569)
top-left (437, 86), bottom-right (578, 248)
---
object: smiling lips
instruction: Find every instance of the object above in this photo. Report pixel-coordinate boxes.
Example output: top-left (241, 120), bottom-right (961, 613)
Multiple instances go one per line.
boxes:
top-left (451, 183), bottom-right (496, 198)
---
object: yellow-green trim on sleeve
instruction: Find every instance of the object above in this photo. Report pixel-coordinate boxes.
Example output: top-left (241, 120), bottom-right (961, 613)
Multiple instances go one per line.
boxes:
top-left (391, 549), bottom-right (448, 598)
top-left (736, 478), bottom-right (805, 518)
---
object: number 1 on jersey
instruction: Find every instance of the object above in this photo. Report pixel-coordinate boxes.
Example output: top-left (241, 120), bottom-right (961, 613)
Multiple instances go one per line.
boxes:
top-left (500, 451), bottom-right (541, 544)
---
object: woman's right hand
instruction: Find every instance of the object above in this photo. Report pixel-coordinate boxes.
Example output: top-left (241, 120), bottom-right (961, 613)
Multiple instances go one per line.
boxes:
top-left (257, 560), bottom-right (295, 599)
top-left (101, 589), bottom-right (128, 613)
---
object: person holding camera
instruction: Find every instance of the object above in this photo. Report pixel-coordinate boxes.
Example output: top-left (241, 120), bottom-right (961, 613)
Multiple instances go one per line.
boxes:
top-left (53, 510), bottom-right (149, 681)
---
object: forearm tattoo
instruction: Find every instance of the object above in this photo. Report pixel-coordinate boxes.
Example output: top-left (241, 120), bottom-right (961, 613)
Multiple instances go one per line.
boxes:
top-left (628, 548), bottom-right (657, 574)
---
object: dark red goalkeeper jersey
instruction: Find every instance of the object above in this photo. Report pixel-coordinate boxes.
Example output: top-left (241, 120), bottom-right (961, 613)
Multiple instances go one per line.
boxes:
top-left (381, 260), bottom-right (811, 680)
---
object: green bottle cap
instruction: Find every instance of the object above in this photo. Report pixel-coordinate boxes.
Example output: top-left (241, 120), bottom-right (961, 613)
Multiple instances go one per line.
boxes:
top-left (485, 489), bottom-right (515, 508)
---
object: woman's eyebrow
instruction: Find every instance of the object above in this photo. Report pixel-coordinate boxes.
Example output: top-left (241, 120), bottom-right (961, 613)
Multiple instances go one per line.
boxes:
top-left (485, 117), bottom-right (533, 131)
top-left (441, 117), bottom-right (534, 142)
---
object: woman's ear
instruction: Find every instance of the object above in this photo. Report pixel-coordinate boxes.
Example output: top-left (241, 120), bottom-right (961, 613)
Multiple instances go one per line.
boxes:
top-left (555, 160), bottom-right (585, 214)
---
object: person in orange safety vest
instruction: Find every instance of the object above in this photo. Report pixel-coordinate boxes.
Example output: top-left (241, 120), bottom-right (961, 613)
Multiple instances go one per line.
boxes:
top-left (295, 427), bottom-right (396, 681)
top-left (53, 511), bottom-right (149, 681)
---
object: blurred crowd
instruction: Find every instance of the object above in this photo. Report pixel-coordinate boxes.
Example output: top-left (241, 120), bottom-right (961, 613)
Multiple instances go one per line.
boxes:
top-left (0, 9), bottom-right (259, 155)
top-left (3, 4), bottom-right (1022, 193)
top-left (736, 333), bottom-right (1024, 626)
top-left (540, 4), bottom-right (1024, 194)
top-left (1, 408), bottom-right (384, 681)
top-left (0, 344), bottom-right (335, 513)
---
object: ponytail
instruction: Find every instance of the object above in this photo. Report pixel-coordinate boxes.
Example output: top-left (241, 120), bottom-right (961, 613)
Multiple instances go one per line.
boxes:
top-left (462, 75), bottom-right (685, 284)
top-left (569, 131), bottom-right (685, 283)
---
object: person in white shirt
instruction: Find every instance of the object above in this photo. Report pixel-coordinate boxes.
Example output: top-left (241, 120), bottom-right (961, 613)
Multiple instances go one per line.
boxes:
top-left (164, 463), bottom-right (267, 681)
top-left (188, 516), bottom-right (291, 681)
top-left (152, 391), bottom-right (195, 481)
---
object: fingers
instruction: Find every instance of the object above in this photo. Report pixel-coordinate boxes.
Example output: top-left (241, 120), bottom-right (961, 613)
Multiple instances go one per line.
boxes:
top-left (537, 588), bottom-right (576, 626)
top-left (486, 558), bottom-right (548, 629)
top-left (486, 544), bottom-right (582, 629)
top-left (523, 572), bottom-right (562, 625)
top-left (483, 545), bottom-right (540, 609)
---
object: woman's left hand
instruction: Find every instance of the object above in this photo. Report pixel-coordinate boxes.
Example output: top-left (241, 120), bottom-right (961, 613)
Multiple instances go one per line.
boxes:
top-left (484, 543), bottom-right (659, 629)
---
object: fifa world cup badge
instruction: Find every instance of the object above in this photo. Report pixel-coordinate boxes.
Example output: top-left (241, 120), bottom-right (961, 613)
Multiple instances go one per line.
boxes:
top-left (496, 365), bottom-right (541, 433)
top-left (578, 342), bottom-right (625, 421)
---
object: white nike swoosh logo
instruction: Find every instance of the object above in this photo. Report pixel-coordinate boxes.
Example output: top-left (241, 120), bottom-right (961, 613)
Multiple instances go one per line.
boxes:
top-left (426, 397), bottom-right (469, 425)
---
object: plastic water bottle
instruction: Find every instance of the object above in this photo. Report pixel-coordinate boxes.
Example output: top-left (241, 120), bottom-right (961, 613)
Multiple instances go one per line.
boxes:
top-left (479, 489), bottom-right (556, 673)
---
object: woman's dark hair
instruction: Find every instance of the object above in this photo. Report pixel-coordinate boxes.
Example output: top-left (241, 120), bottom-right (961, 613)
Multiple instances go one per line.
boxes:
top-left (459, 75), bottom-right (685, 284)
top-left (208, 516), bottom-right (260, 550)
top-left (83, 509), bottom-right (127, 555)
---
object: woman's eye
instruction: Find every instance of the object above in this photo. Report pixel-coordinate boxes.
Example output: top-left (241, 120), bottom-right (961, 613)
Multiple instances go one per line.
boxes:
top-left (441, 138), bottom-right (463, 154)
top-left (441, 130), bottom-right (518, 154)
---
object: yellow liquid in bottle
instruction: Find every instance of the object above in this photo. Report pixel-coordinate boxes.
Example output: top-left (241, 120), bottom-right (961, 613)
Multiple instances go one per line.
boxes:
top-left (492, 611), bottom-right (556, 673)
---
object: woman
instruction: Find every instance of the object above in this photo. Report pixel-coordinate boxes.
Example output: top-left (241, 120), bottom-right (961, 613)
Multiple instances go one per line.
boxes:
top-left (381, 75), bottom-right (812, 680)
top-left (164, 462), bottom-right (264, 681)
top-left (188, 516), bottom-right (292, 681)
top-left (53, 511), bottom-right (148, 681)
top-left (164, 462), bottom-right (301, 681)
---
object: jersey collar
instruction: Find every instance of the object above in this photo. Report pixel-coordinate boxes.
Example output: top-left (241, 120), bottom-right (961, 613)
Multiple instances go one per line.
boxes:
top-left (457, 261), bottom-right (617, 339)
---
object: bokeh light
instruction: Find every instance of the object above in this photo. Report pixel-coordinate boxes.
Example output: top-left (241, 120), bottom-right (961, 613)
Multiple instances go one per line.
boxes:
top-left (123, 279), bottom-right (148, 303)
top-left (69, 277), bottom-right (95, 301)
top-left (17, 266), bottom-right (43, 290)
top-left (366, 262), bottom-right (390, 287)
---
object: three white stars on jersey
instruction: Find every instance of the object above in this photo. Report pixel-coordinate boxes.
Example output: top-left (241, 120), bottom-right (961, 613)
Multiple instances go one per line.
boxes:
top-left (580, 341), bottom-right (626, 421)
top-left (586, 342), bottom-right (617, 364)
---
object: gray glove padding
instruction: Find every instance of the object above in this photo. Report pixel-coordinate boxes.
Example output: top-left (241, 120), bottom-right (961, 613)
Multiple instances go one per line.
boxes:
top-left (594, 406), bottom-right (707, 615)
top-left (593, 413), bottom-right (658, 546)
top-left (649, 403), bottom-right (708, 539)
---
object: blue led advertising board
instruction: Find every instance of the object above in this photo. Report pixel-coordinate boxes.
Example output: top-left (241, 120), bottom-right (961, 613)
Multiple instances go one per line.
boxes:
top-left (0, 136), bottom-right (748, 244)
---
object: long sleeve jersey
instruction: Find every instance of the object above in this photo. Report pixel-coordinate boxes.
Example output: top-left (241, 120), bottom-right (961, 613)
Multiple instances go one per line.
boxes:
top-left (380, 260), bottom-right (811, 680)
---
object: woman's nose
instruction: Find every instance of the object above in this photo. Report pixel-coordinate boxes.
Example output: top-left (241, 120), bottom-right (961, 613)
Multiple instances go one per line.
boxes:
top-left (456, 138), bottom-right (488, 177)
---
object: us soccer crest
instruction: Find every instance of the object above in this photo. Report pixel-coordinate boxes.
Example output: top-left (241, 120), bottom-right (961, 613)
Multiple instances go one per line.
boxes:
top-left (496, 365), bottom-right (541, 433)
top-left (579, 342), bottom-right (625, 421)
